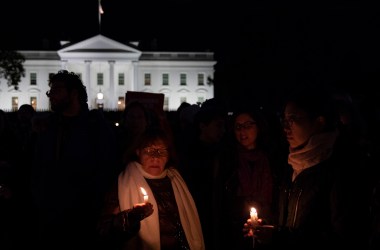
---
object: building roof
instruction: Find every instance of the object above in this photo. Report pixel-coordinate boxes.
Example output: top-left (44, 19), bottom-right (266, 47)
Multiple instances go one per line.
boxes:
top-left (58, 34), bottom-right (142, 62)
top-left (18, 35), bottom-right (215, 63)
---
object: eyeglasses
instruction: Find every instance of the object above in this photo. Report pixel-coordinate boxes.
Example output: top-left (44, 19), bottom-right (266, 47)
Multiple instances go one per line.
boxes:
top-left (142, 147), bottom-right (169, 158)
top-left (281, 114), bottom-right (306, 128)
top-left (234, 121), bottom-right (256, 131)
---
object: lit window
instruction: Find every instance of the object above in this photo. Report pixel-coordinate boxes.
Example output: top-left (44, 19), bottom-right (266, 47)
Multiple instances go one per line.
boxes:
top-left (163, 97), bottom-right (169, 111)
top-left (30, 97), bottom-right (37, 110)
top-left (12, 97), bottom-right (18, 111)
top-left (118, 97), bottom-right (125, 110)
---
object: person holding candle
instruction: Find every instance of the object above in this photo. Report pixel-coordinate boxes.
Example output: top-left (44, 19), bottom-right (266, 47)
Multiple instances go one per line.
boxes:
top-left (243, 85), bottom-right (369, 250)
top-left (97, 127), bottom-right (204, 250)
top-left (221, 106), bottom-right (282, 249)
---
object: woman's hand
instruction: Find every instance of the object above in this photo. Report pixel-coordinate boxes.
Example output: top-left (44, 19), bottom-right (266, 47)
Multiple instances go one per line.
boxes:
top-left (243, 218), bottom-right (274, 244)
top-left (131, 202), bottom-right (154, 221)
top-left (114, 202), bottom-right (154, 232)
top-left (243, 218), bottom-right (261, 238)
top-left (243, 219), bottom-right (251, 237)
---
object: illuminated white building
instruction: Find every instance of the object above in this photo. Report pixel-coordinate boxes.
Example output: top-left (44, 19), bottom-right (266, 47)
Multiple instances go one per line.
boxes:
top-left (0, 34), bottom-right (216, 111)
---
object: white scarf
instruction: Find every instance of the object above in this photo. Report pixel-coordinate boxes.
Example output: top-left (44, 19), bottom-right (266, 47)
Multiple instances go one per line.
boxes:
top-left (118, 161), bottom-right (205, 250)
top-left (288, 131), bottom-right (338, 181)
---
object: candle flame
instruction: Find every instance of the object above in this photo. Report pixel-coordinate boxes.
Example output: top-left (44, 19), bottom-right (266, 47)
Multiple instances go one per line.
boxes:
top-left (250, 207), bottom-right (258, 223)
top-left (140, 187), bottom-right (147, 196)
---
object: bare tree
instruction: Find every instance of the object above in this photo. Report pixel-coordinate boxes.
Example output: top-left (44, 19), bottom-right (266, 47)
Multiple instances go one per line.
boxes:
top-left (0, 50), bottom-right (25, 90)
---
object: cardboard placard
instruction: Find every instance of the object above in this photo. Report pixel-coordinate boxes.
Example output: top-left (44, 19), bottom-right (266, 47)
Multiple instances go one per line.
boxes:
top-left (125, 91), bottom-right (164, 114)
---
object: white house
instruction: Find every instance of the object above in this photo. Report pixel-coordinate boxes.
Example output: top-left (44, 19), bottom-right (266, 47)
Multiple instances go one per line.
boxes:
top-left (0, 34), bottom-right (216, 111)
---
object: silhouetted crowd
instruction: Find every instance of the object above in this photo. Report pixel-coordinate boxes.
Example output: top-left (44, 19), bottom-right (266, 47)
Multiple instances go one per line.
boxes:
top-left (1, 71), bottom-right (380, 250)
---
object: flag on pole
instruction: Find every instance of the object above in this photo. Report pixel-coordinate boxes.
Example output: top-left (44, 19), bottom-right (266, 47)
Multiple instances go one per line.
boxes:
top-left (98, 0), bottom-right (104, 32)
top-left (99, 0), bottom-right (104, 14)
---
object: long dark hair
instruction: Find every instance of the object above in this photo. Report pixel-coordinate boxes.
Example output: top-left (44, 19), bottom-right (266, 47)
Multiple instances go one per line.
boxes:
top-left (231, 107), bottom-right (271, 151)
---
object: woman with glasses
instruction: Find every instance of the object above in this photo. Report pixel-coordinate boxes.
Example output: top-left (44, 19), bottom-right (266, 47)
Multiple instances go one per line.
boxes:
top-left (97, 127), bottom-right (204, 250)
top-left (243, 86), bottom-right (368, 250)
top-left (221, 107), bottom-right (279, 249)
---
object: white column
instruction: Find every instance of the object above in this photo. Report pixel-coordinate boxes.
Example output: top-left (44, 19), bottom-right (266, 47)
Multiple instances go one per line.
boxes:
top-left (132, 61), bottom-right (138, 91)
top-left (108, 60), bottom-right (115, 110)
top-left (85, 60), bottom-right (92, 108)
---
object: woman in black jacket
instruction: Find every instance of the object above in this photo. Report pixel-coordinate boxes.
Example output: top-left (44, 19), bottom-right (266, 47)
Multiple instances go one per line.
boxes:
top-left (243, 86), bottom-right (369, 250)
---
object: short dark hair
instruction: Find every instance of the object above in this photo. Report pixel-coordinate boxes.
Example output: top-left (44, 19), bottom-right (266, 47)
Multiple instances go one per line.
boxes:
top-left (283, 86), bottom-right (338, 132)
top-left (49, 70), bottom-right (88, 107)
top-left (128, 127), bottom-right (177, 168)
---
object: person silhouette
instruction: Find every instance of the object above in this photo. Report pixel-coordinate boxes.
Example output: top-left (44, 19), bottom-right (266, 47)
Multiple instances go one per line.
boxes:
top-left (30, 70), bottom-right (118, 250)
top-left (97, 127), bottom-right (204, 250)
top-left (243, 86), bottom-right (368, 250)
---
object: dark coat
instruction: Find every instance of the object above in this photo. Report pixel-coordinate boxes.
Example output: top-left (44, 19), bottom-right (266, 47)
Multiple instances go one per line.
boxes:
top-left (273, 137), bottom-right (368, 250)
top-left (31, 109), bottom-right (118, 250)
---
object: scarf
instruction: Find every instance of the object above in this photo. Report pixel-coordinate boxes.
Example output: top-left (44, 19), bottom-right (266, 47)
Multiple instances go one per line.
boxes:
top-left (237, 148), bottom-right (269, 196)
top-left (288, 131), bottom-right (338, 181)
top-left (118, 161), bottom-right (205, 250)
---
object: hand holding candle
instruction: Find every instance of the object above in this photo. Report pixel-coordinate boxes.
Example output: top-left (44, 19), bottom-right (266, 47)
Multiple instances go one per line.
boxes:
top-left (140, 187), bottom-right (148, 203)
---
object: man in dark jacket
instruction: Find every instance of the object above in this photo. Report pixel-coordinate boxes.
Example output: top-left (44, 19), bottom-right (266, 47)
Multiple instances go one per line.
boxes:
top-left (30, 70), bottom-right (118, 250)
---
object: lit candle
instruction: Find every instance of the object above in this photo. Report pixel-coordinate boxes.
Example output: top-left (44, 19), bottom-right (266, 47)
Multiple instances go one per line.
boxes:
top-left (140, 187), bottom-right (148, 203)
top-left (250, 207), bottom-right (258, 227)
top-left (250, 207), bottom-right (258, 249)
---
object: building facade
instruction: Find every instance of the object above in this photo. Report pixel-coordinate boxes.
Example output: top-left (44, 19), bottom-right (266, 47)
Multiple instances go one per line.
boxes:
top-left (0, 34), bottom-right (216, 111)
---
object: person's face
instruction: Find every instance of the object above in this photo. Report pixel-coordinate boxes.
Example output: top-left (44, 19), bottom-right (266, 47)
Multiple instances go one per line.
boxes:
top-left (283, 102), bottom-right (321, 149)
top-left (234, 113), bottom-right (258, 150)
top-left (200, 118), bottom-right (226, 144)
top-left (46, 81), bottom-right (71, 113)
top-left (137, 139), bottom-right (169, 176)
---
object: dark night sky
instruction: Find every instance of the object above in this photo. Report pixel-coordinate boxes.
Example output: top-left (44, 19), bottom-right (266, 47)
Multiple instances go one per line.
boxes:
top-left (1, 1), bottom-right (379, 108)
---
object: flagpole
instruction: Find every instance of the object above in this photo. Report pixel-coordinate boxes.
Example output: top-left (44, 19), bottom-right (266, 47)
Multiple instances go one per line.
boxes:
top-left (98, 0), bottom-right (104, 33)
